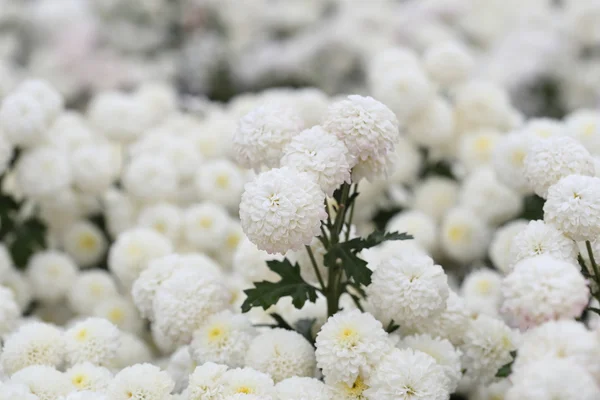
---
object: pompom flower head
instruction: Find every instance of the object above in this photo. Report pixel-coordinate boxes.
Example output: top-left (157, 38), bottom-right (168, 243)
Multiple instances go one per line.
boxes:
top-left (239, 167), bottom-right (326, 254)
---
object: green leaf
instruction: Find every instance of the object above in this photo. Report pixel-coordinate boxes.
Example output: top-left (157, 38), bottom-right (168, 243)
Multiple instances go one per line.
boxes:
top-left (386, 320), bottom-right (400, 334)
top-left (587, 307), bottom-right (600, 316)
top-left (241, 259), bottom-right (318, 312)
top-left (344, 230), bottom-right (413, 253)
top-left (495, 351), bottom-right (517, 378)
top-left (269, 313), bottom-right (294, 331)
top-left (7, 217), bottom-right (47, 268)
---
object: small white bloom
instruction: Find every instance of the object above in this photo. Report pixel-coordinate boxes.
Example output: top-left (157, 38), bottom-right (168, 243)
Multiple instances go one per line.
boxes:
top-left (276, 377), bottom-right (331, 400)
top-left (489, 219), bottom-right (529, 274)
top-left (492, 131), bottom-right (535, 194)
top-left (220, 367), bottom-right (276, 398)
top-left (183, 203), bottom-right (230, 253)
top-left (62, 221), bottom-right (107, 268)
top-left (27, 251), bottom-right (78, 303)
top-left (424, 41), bottom-right (474, 87)
top-left (406, 96), bottom-right (455, 150)
top-left (16, 147), bottom-right (71, 199)
top-left (137, 202), bottom-right (183, 243)
top-left (64, 317), bottom-right (120, 367)
top-left (412, 176), bottom-right (460, 221)
top-left (10, 366), bottom-right (73, 399)
top-left (70, 142), bottom-right (118, 195)
top-left (440, 207), bottom-right (491, 264)
top-left (67, 270), bottom-right (119, 315)
top-left (196, 159), bottom-right (247, 212)
top-left (65, 362), bottom-right (112, 392)
top-left (458, 130), bottom-right (502, 172)
top-left (107, 363), bottom-right (174, 400)
top-left (460, 269), bottom-right (503, 317)
top-left (122, 154), bottom-right (179, 203)
top-left (386, 210), bottom-right (438, 254)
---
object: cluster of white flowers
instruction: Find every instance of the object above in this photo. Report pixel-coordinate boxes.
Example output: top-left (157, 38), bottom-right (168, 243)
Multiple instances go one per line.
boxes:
top-left (2, 2), bottom-right (600, 399)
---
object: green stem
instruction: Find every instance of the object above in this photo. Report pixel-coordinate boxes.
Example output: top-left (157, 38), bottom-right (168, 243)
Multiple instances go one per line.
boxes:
top-left (319, 226), bottom-right (330, 247)
top-left (326, 262), bottom-right (340, 316)
top-left (332, 183), bottom-right (351, 242)
top-left (345, 183), bottom-right (358, 242)
top-left (586, 241), bottom-right (600, 297)
top-left (306, 245), bottom-right (325, 292)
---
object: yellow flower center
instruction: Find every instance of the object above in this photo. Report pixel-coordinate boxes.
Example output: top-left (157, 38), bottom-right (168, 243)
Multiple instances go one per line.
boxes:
top-left (338, 327), bottom-right (360, 346)
top-left (75, 328), bottom-right (88, 342)
top-left (78, 233), bottom-right (97, 251)
top-left (215, 174), bottom-right (230, 189)
top-left (199, 217), bottom-right (213, 229)
top-left (584, 123), bottom-right (596, 136)
top-left (448, 225), bottom-right (468, 242)
top-left (108, 308), bottom-right (125, 324)
top-left (153, 221), bottom-right (167, 233)
top-left (127, 244), bottom-right (142, 257)
top-left (90, 283), bottom-right (104, 296)
top-left (236, 386), bottom-right (252, 394)
top-left (345, 376), bottom-right (367, 395)
top-left (226, 233), bottom-right (241, 249)
top-left (474, 136), bottom-right (492, 153)
top-left (208, 325), bottom-right (226, 342)
top-left (72, 374), bottom-right (87, 388)
top-left (511, 149), bottom-right (526, 166)
top-left (476, 280), bottom-right (492, 295)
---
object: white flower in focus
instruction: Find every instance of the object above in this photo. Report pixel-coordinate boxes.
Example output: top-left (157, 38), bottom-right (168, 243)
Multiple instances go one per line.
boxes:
top-left (276, 377), bottom-right (331, 400)
top-left (386, 210), bottom-right (438, 254)
top-left (245, 328), bottom-right (316, 383)
top-left (234, 104), bottom-right (303, 170)
top-left (523, 136), bottom-right (595, 198)
top-left (27, 251), bottom-right (78, 303)
top-left (196, 159), bottom-right (246, 211)
top-left (315, 310), bottom-right (391, 385)
top-left (322, 95), bottom-right (399, 163)
top-left (364, 348), bottom-right (450, 400)
top-left (122, 155), bottom-right (179, 203)
top-left (62, 221), bottom-right (107, 268)
top-left (281, 126), bottom-right (351, 196)
top-left (507, 358), bottom-right (600, 400)
top-left (351, 152), bottom-right (392, 183)
top-left (64, 317), bottom-right (120, 367)
top-left (67, 270), bottom-right (119, 315)
top-left (424, 41), bottom-right (474, 87)
top-left (367, 254), bottom-right (449, 327)
top-left (489, 219), bottom-right (529, 274)
top-left (440, 208), bottom-right (490, 264)
top-left (187, 362), bottom-right (228, 400)
top-left (512, 320), bottom-right (600, 381)
top-left (10, 366), bottom-right (73, 400)
top-left (501, 255), bottom-right (589, 330)
top-left (191, 310), bottom-right (256, 368)
top-left (153, 267), bottom-right (231, 346)
top-left (240, 167), bottom-right (326, 254)
top-left (543, 174), bottom-right (600, 241)
top-left (65, 362), bottom-right (112, 392)
top-left (183, 203), bottom-right (230, 252)
top-left (0, 92), bottom-right (50, 147)
top-left (107, 363), bottom-right (175, 400)
top-left (16, 147), bottom-right (71, 199)
top-left (460, 315), bottom-right (517, 385)
top-left (398, 334), bottom-right (462, 393)
top-left (508, 220), bottom-right (578, 270)
top-left (1, 322), bottom-right (66, 375)
top-left (108, 228), bottom-right (173, 290)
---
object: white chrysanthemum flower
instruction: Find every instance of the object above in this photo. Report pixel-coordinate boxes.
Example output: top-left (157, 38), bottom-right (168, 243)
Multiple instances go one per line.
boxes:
top-left (489, 219), bottom-right (529, 274)
top-left (122, 154), bottom-right (179, 203)
top-left (67, 270), bottom-right (119, 315)
top-left (460, 315), bottom-right (517, 385)
top-left (325, 374), bottom-right (369, 400)
top-left (565, 109), bottom-right (600, 155)
top-left (424, 41), bottom-right (474, 87)
top-left (0, 132), bottom-right (14, 175)
top-left (508, 220), bottom-right (578, 270)
top-left (370, 67), bottom-right (435, 120)
top-left (521, 117), bottom-right (564, 139)
top-left (183, 203), bottom-right (230, 252)
top-left (187, 362), bottom-right (228, 400)
top-left (62, 221), bottom-right (107, 268)
top-left (107, 363), bottom-right (174, 400)
top-left (367, 47), bottom-right (420, 82)
top-left (454, 80), bottom-right (519, 133)
top-left (219, 368), bottom-right (276, 398)
top-left (367, 254), bottom-right (449, 327)
top-left (0, 285), bottom-right (19, 336)
top-left (10, 366), bottom-right (73, 400)
top-left (458, 130), bottom-right (502, 172)
top-left (234, 104), bottom-right (303, 170)
top-left (16, 147), bottom-right (71, 199)
top-left (1, 321), bottom-right (66, 375)
top-left (350, 151), bottom-right (392, 183)
top-left (440, 207), bottom-right (491, 264)
top-left (232, 237), bottom-right (281, 283)
top-left (0, 92), bottom-right (50, 147)
top-left (322, 95), bottom-right (399, 163)
top-left (70, 142), bottom-right (118, 195)
top-left (0, 382), bottom-right (39, 400)
top-left (240, 167), bottom-right (326, 254)
top-left (2, 268), bottom-right (33, 312)
top-left (543, 174), bottom-right (600, 241)
top-left (191, 310), bottom-right (256, 368)
top-left (523, 136), bottom-right (595, 198)
top-left (412, 176), bottom-right (459, 221)
top-left (167, 346), bottom-right (196, 393)
top-left (27, 251), bottom-right (78, 303)
top-left (65, 362), bottom-right (112, 392)
top-left (64, 317), bottom-right (120, 367)
top-left (459, 168), bottom-right (522, 225)
top-left (195, 159), bottom-right (246, 212)
top-left (406, 96), bottom-right (455, 149)
top-left (492, 131), bottom-right (535, 194)
top-left (103, 189), bottom-right (139, 238)
top-left (512, 320), bottom-right (600, 380)
top-left (61, 391), bottom-right (108, 400)
top-left (92, 296), bottom-right (144, 335)
top-left (132, 253), bottom-right (222, 321)
top-left (137, 202), bottom-right (182, 243)
top-left (315, 310), bottom-right (392, 385)
top-left (365, 348), bottom-right (450, 400)
top-left (245, 328), bottom-right (316, 383)
top-left (507, 358), bottom-right (600, 400)
top-left (280, 126), bottom-right (351, 196)
top-left (387, 136), bottom-right (422, 186)
top-left (87, 91), bottom-right (150, 143)
top-left (108, 228), bottom-right (173, 290)
top-left (153, 267), bottom-right (231, 346)
top-left (386, 211), bottom-right (438, 254)
top-left (275, 377), bottom-right (330, 400)
top-left (502, 255), bottom-right (589, 329)
top-left (402, 290), bottom-right (470, 346)
top-left (47, 112), bottom-right (94, 151)
top-left (113, 332), bottom-right (152, 369)
top-left (18, 79), bottom-right (63, 122)
top-left (460, 269), bottom-right (503, 317)
top-left (399, 334), bottom-right (462, 393)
